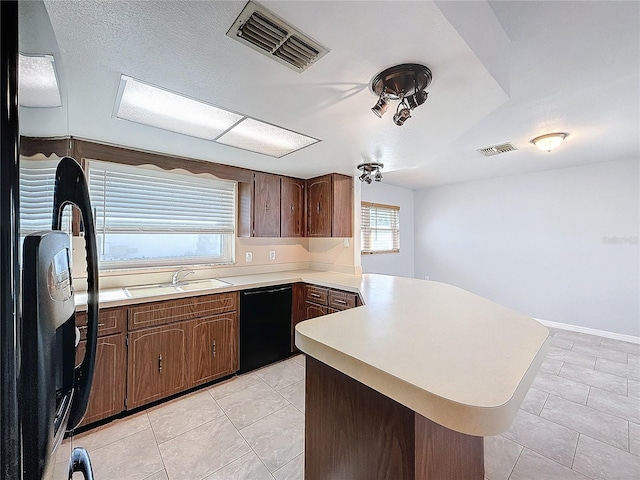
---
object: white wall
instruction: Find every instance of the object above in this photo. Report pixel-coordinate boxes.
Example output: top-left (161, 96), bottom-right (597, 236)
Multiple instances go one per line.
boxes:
top-left (414, 159), bottom-right (639, 337)
top-left (361, 182), bottom-right (415, 278)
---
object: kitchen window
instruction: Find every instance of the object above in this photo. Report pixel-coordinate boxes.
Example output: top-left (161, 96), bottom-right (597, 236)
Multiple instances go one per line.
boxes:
top-left (361, 202), bottom-right (400, 254)
top-left (87, 160), bottom-right (236, 269)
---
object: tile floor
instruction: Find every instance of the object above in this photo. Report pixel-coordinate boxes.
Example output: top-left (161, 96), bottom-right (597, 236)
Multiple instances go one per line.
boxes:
top-left (62, 328), bottom-right (640, 480)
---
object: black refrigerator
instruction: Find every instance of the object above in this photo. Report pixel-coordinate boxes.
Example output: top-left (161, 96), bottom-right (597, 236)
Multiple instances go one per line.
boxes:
top-left (2, 2), bottom-right (99, 479)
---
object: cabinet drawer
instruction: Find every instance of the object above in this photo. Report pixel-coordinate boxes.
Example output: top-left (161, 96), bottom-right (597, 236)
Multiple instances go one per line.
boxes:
top-left (76, 307), bottom-right (125, 339)
top-left (128, 292), bottom-right (238, 330)
top-left (328, 290), bottom-right (357, 310)
top-left (305, 285), bottom-right (329, 305)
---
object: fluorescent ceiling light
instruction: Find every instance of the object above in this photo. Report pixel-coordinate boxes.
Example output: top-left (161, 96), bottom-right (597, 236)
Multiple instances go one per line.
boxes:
top-left (114, 76), bottom-right (243, 140)
top-left (215, 118), bottom-right (319, 158)
top-left (114, 75), bottom-right (320, 157)
top-left (19, 54), bottom-right (62, 108)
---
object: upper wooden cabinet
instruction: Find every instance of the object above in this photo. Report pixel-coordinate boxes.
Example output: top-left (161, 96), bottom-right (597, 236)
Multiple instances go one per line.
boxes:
top-left (252, 172), bottom-right (281, 237)
top-left (240, 171), bottom-right (352, 239)
top-left (281, 177), bottom-right (306, 237)
top-left (307, 173), bottom-right (353, 237)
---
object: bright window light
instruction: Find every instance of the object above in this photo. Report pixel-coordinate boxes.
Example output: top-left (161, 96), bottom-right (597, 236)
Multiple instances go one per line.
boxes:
top-left (114, 76), bottom-right (243, 140)
top-left (215, 118), bottom-right (319, 158)
top-left (19, 54), bottom-right (62, 108)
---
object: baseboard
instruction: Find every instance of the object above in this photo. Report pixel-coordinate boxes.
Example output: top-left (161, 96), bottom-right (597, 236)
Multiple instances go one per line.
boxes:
top-left (534, 318), bottom-right (640, 345)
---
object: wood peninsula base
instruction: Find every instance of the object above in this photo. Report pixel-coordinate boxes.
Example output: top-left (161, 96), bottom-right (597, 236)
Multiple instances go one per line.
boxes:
top-left (305, 357), bottom-right (484, 480)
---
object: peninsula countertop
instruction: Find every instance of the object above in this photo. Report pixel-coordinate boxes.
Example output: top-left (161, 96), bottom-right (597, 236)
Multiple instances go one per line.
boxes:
top-left (75, 270), bottom-right (549, 437)
top-left (295, 274), bottom-right (549, 437)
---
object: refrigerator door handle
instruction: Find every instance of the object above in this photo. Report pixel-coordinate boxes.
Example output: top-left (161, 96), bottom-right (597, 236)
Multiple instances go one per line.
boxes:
top-left (67, 447), bottom-right (95, 480)
top-left (53, 157), bottom-right (100, 430)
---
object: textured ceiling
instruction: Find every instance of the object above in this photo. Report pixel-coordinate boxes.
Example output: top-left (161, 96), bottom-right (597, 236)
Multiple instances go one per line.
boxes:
top-left (19, 1), bottom-right (640, 189)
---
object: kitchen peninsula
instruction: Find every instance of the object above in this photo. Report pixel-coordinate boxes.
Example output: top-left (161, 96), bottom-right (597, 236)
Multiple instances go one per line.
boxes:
top-left (295, 274), bottom-right (549, 480)
top-left (76, 271), bottom-right (548, 479)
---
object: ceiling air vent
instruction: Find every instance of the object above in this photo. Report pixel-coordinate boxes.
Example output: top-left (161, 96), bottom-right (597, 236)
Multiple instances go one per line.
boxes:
top-left (227, 1), bottom-right (329, 73)
top-left (477, 142), bottom-right (518, 157)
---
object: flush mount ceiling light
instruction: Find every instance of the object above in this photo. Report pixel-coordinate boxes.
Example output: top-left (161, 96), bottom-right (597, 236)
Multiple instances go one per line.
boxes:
top-left (531, 133), bottom-right (568, 152)
top-left (114, 75), bottom-right (319, 157)
top-left (370, 63), bottom-right (432, 126)
top-left (357, 162), bottom-right (384, 184)
top-left (18, 54), bottom-right (62, 107)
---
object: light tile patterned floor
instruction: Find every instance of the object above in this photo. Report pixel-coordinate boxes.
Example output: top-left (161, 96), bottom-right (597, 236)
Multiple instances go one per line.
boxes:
top-left (64, 329), bottom-right (640, 480)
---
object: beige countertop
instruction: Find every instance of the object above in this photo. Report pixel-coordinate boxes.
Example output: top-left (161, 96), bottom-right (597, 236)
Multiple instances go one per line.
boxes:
top-left (295, 274), bottom-right (549, 437)
top-left (74, 269), bottom-right (362, 309)
top-left (76, 270), bottom-right (548, 437)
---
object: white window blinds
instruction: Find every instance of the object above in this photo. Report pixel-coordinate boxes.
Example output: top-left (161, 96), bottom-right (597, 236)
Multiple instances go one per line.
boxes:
top-left (361, 202), bottom-right (400, 254)
top-left (19, 158), bottom-right (71, 235)
top-left (87, 160), bottom-right (236, 235)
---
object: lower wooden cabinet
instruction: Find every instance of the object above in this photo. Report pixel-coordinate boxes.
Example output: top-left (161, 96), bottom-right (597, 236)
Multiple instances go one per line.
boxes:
top-left (303, 284), bottom-right (361, 322)
top-left (306, 302), bottom-right (328, 319)
top-left (77, 285), bottom-right (364, 426)
top-left (76, 333), bottom-right (126, 426)
top-left (189, 313), bottom-right (238, 387)
top-left (127, 323), bottom-right (188, 409)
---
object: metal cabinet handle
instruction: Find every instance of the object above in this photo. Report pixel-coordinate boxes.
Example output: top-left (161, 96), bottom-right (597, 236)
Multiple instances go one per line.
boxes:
top-left (316, 202), bottom-right (320, 213)
top-left (310, 293), bottom-right (321, 298)
top-left (334, 299), bottom-right (347, 305)
top-left (212, 340), bottom-right (216, 358)
top-left (290, 204), bottom-right (294, 213)
top-left (265, 202), bottom-right (269, 211)
top-left (158, 354), bottom-right (163, 373)
top-left (78, 323), bottom-right (105, 331)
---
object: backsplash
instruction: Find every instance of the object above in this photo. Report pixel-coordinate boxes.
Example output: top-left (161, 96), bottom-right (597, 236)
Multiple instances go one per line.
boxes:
top-left (72, 235), bottom-right (358, 291)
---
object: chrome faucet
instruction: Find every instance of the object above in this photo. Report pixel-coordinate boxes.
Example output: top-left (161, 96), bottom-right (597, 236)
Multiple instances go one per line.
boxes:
top-left (171, 268), bottom-right (195, 286)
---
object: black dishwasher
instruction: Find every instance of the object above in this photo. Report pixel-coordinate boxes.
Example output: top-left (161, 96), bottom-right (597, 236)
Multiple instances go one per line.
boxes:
top-left (239, 284), bottom-right (293, 373)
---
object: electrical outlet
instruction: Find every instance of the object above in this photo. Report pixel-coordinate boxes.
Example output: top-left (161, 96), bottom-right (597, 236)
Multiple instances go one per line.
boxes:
top-left (269, 250), bottom-right (276, 261)
top-left (245, 251), bottom-right (253, 263)
top-left (424, 275), bottom-right (430, 281)
top-left (343, 238), bottom-right (350, 248)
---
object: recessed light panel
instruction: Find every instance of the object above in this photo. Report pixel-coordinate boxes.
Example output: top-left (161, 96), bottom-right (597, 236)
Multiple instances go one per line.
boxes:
top-left (114, 76), bottom-right (243, 140)
top-left (215, 118), bottom-right (319, 158)
top-left (19, 54), bottom-right (62, 107)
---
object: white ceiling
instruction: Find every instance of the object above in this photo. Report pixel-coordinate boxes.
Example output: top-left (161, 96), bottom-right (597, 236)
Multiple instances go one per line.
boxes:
top-left (20, 1), bottom-right (640, 189)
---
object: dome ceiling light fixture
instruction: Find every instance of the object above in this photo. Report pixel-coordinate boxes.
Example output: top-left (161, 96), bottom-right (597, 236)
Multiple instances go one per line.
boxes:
top-left (370, 63), bottom-right (432, 126)
top-left (531, 133), bottom-right (568, 152)
top-left (357, 162), bottom-right (384, 184)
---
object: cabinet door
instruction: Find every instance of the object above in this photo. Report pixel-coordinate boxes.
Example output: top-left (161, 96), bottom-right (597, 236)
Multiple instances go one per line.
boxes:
top-left (307, 175), bottom-right (331, 237)
top-left (331, 174), bottom-right (353, 238)
top-left (281, 177), bottom-right (305, 237)
top-left (189, 313), bottom-right (238, 387)
top-left (127, 324), bottom-right (188, 409)
top-left (76, 333), bottom-right (126, 426)
top-left (253, 172), bottom-right (281, 237)
top-left (291, 283), bottom-right (306, 352)
top-left (306, 302), bottom-right (328, 320)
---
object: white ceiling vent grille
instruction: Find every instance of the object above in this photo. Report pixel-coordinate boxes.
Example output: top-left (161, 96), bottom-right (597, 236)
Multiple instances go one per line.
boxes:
top-left (227, 1), bottom-right (329, 73)
top-left (477, 142), bottom-right (517, 157)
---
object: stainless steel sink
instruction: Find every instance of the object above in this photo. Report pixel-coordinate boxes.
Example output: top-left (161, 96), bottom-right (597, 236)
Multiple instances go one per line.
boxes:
top-left (123, 278), bottom-right (231, 298)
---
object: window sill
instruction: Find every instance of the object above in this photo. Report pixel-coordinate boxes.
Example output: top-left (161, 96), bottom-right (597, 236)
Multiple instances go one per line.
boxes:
top-left (361, 250), bottom-right (400, 255)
